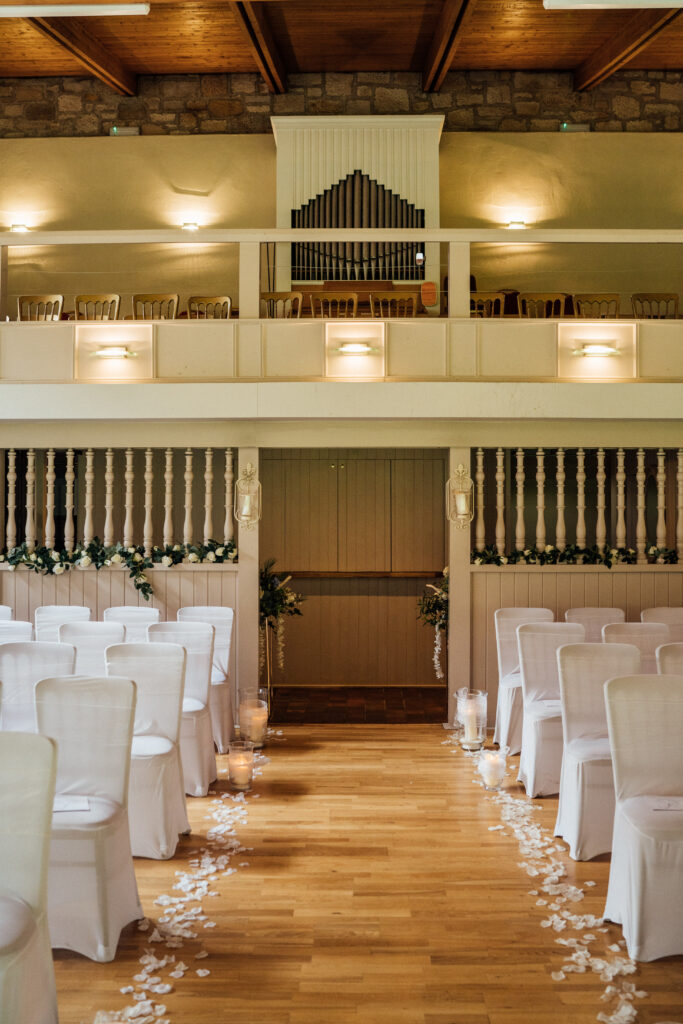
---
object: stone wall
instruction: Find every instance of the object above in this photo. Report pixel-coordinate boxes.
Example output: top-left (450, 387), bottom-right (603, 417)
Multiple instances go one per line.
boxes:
top-left (1, 69), bottom-right (681, 138)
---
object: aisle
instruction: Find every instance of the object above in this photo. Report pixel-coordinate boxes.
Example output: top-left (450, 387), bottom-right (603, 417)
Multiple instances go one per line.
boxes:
top-left (53, 726), bottom-right (683, 1024)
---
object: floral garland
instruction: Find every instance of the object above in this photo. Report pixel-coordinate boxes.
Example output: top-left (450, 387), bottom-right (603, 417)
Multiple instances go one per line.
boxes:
top-left (258, 558), bottom-right (304, 675)
top-left (1, 537), bottom-right (237, 600)
top-left (417, 567), bottom-right (449, 680)
top-left (471, 544), bottom-right (678, 567)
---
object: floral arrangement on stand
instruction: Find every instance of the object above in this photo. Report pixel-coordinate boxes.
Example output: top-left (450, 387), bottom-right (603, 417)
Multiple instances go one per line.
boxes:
top-left (417, 567), bottom-right (449, 680)
top-left (258, 558), bottom-right (305, 711)
top-left (0, 537), bottom-right (237, 599)
top-left (470, 543), bottom-right (679, 567)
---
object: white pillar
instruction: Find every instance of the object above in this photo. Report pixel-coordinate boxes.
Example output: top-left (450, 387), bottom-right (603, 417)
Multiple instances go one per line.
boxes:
top-left (236, 446), bottom-right (260, 707)
top-left (0, 246), bottom-right (8, 321)
top-left (447, 446), bottom-right (472, 727)
top-left (448, 242), bottom-right (471, 318)
top-left (239, 242), bottom-right (261, 319)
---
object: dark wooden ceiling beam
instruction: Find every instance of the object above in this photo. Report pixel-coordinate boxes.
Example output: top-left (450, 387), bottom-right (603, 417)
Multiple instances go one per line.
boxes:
top-left (229, 1), bottom-right (286, 93)
top-left (574, 9), bottom-right (682, 91)
top-left (423, 0), bottom-right (476, 93)
top-left (27, 16), bottom-right (136, 95)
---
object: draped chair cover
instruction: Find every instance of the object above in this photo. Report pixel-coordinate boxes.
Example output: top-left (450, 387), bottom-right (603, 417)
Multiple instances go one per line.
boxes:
top-left (103, 605), bottom-right (161, 643)
top-left (603, 621), bottom-right (670, 674)
top-left (0, 606), bottom-right (12, 620)
top-left (641, 606), bottom-right (683, 644)
top-left (0, 641), bottom-right (76, 732)
top-left (0, 731), bottom-right (58, 1024)
top-left (34, 604), bottom-right (91, 643)
top-left (0, 621), bottom-right (33, 643)
top-left (493, 608), bottom-right (554, 754)
top-left (656, 642), bottom-right (683, 675)
top-left (517, 622), bottom-right (585, 797)
top-left (555, 642), bottom-right (641, 860)
top-left (564, 606), bottom-right (625, 644)
top-left (177, 606), bottom-right (235, 753)
top-left (59, 621), bottom-right (126, 675)
top-left (36, 675), bottom-right (141, 962)
top-left (106, 642), bottom-right (189, 859)
top-left (604, 674), bottom-right (683, 961)
top-left (148, 621), bottom-right (216, 796)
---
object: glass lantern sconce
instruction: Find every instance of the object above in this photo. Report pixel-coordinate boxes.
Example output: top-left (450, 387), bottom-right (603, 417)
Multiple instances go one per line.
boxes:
top-left (233, 462), bottom-right (262, 529)
top-left (446, 463), bottom-right (474, 529)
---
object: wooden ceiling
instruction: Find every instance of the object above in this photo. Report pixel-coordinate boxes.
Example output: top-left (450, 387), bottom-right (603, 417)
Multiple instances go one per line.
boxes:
top-left (0, 0), bottom-right (681, 97)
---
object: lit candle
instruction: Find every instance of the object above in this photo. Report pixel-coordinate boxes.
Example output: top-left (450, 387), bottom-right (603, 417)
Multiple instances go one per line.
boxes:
top-left (240, 698), bottom-right (268, 747)
top-left (455, 491), bottom-right (470, 517)
top-left (227, 741), bottom-right (254, 791)
top-left (462, 703), bottom-right (479, 743)
top-left (478, 749), bottom-right (506, 790)
top-left (241, 493), bottom-right (252, 517)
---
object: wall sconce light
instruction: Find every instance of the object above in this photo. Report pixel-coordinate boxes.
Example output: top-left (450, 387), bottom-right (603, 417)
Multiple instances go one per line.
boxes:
top-left (337, 341), bottom-right (374, 355)
top-left (446, 463), bottom-right (474, 529)
top-left (9, 223), bottom-right (29, 233)
top-left (506, 220), bottom-right (526, 230)
top-left (234, 462), bottom-right (262, 529)
top-left (182, 222), bottom-right (199, 232)
top-left (572, 342), bottom-right (619, 357)
top-left (92, 345), bottom-right (137, 359)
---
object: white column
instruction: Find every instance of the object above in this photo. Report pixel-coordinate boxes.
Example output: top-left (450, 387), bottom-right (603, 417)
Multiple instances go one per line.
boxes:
top-left (475, 447), bottom-right (485, 551)
top-left (64, 448), bottom-right (75, 552)
top-left (44, 448), bottom-right (56, 550)
top-left (6, 448), bottom-right (16, 550)
top-left (535, 448), bottom-right (546, 552)
top-left (224, 447), bottom-right (234, 544)
top-left (183, 448), bottom-right (194, 546)
top-left (515, 447), bottom-right (525, 551)
top-left (124, 448), bottom-right (135, 549)
top-left (83, 447), bottom-right (95, 546)
top-left (555, 447), bottom-right (566, 552)
top-left (25, 449), bottom-right (36, 552)
top-left (163, 448), bottom-right (174, 547)
top-left (495, 447), bottom-right (505, 554)
top-left (203, 447), bottom-right (214, 545)
top-left (448, 242), bottom-right (471, 318)
top-left (576, 448), bottom-right (586, 549)
top-left (237, 446), bottom-right (260, 706)
top-left (104, 448), bottom-right (115, 547)
top-left (596, 447), bottom-right (606, 550)
top-left (0, 245), bottom-right (8, 321)
top-left (144, 447), bottom-right (154, 556)
top-left (636, 447), bottom-right (647, 565)
top-left (447, 446), bottom-right (472, 727)
top-left (616, 447), bottom-right (626, 549)
top-left (656, 447), bottom-right (667, 550)
top-left (239, 242), bottom-right (261, 319)
top-left (677, 449), bottom-right (683, 561)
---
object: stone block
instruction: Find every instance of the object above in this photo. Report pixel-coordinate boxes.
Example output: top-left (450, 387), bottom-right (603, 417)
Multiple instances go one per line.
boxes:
top-left (514, 100), bottom-right (540, 116)
top-left (141, 124), bottom-right (164, 135)
top-left (430, 92), bottom-right (453, 110)
top-left (117, 99), bottom-right (148, 121)
top-left (357, 72), bottom-right (391, 84)
top-left (201, 75), bottom-right (228, 97)
top-left (625, 120), bottom-right (654, 131)
top-left (74, 114), bottom-right (100, 134)
top-left (529, 119), bottom-right (559, 131)
top-left (455, 92), bottom-right (484, 107)
top-left (161, 77), bottom-right (198, 99)
top-left (357, 85), bottom-right (372, 98)
top-left (16, 84), bottom-right (44, 101)
top-left (179, 112), bottom-right (198, 130)
top-left (208, 98), bottom-right (245, 117)
top-left (446, 108), bottom-right (474, 129)
top-left (374, 87), bottom-right (409, 113)
top-left (499, 118), bottom-right (526, 130)
top-left (611, 95), bottom-right (640, 120)
top-left (324, 73), bottom-right (353, 96)
top-left (25, 102), bottom-right (55, 121)
top-left (665, 114), bottom-right (680, 130)
top-left (486, 85), bottom-right (511, 105)
top-left (643, 102), bottom-right (679, 116)
top-left (307, 97), bottom-right (344, 115)
top-left (273, 92), bottom-right (305, 113)
top-left (229, 74), bottom-right (257, 94)
top-left (199, 119), bottom-right (227, 133)
top-left (57, 94), bottom-right (82, 114)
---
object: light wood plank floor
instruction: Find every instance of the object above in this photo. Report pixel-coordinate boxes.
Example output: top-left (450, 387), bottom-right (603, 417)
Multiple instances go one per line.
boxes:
top-left (54, 726), bottom-right (683, 1024)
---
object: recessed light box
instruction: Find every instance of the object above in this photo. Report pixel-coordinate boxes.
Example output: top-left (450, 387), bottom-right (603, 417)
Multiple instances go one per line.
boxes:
top-left (75, 324), bottom-right (154, 381)
top-left (557, 322), bottom-right (636, 380)
top-left (325, 322), bottom-right (385, 378)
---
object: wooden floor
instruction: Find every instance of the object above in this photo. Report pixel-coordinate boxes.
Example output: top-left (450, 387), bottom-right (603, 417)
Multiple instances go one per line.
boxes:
top-left (271, 686), bottom-right (448, 723)
top-left (54, 726), bottom-right (683, 1024)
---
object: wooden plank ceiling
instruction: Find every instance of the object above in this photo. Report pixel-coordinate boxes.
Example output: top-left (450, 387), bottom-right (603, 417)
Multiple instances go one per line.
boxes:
top-left (0, 0), bottom-right (681, 96)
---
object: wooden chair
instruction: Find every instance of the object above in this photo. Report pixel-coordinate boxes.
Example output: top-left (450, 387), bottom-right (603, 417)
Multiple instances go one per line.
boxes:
top-left (132, 293), bottom-right (178, 320)
top-left (74, 294), bottom-right (120, 321)
top-left (187, 295), bottom-right (232, 319)
top-left (369, 292), bottom-right (418, 318)
top-left (573, 293), bottom-right (620, 319)
top-left (470, 291), bottom-right (507, 318)
top-left (518, 293), bottom-right (569, 318)
top-left (259, 292), bottom-right (302, 319)
top-left (310, 292), bottom-right (358, 318)
top-left (17, 295), bottom-right (63, 322)
top-left (630, 293), bottom-right (679, 319)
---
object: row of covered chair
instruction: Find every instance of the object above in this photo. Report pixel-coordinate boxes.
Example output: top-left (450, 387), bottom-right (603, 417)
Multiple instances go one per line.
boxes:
top-left (16, 294), bottom-right (232, 322)
top-left (471, 291), bottom-right (679, 319)
top-left (259, 289), bottom-right (420, 319)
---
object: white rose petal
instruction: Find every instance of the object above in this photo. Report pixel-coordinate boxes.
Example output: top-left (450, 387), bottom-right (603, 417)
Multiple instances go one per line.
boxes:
top-left (54, 564), bottom-right (65, 575)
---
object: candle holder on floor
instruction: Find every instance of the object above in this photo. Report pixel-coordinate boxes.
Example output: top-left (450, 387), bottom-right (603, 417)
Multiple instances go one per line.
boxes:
top-left (240, 697), bottom-right (269, 748)
top-left (457, 689), bottom-right (487, 751)
top-left (227, 740), bottom-right (255, 791)
top-left (478, 746), bottom-right (508, 790)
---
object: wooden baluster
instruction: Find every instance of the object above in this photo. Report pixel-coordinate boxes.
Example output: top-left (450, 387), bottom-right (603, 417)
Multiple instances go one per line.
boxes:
top-left (576, 447), bottom-right (586, 549)
top-left (535, 447), bottom-right (546, 552)
top-left (596, 447), bottom-right (606, 550)
top-left (144, 447), bottom-right (154, 556)
top-left (83, 447), bottom-right (95, 545)
top-left (224, 447), bottom-right (234, 544)
top-left (515, 447), bottom-right (525, 551)
top-left (495, 447), bottom-right (505, 554)
top-left (6, 448), bottom-right (16, 550)
top-left (203, 447), bottom-right (213, 545)
top-left (64, 448), bottom-right (75, 552)
top-left (183, 448), bottom-right (193, 546)
top-left (636, 447), bottom-right (647, 564)
top-left (124, 448), bottom-right (134, 548)
top-left (677, 449), bottom-right (683, 561)
top-left (475, 447), bottom-right (485, 551)
top-left (555, 447), bottom-right (566, 552)
top-left (44, 448), bottom-right (56, 550)
top-left (25, 448), bottom-right (36, 552)
top-left (616, 447), bottom-right (626, 549)
top-left (656, 447), bottom-right (667, 550)
top-left (163, 448), bottom-right (174, 547)
top-left (104, 447), bottom-right (115, 547)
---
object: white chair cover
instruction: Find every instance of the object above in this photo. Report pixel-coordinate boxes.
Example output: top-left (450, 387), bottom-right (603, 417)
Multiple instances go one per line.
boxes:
top-left (103, 605), bottom-right (160, 643)
top-left (565, 606), bottom-right (625, 643)
top-left (59, 620), bottom-right (126, 675)
top-left (641, 606), bottom-right (683, 643)
top-left (0, 641), bottom-right (76, 732)
top-left (34, 604), bottom-right (90, 643)
top-left (36, 674), bottom-right (141, 962)
top-left (0, 731), bottom-right (58, 1024)
top-left (604, 674), bottom-right (683, 961)
top-left (106, 642), bottom-right (189, 859)
top-left (517, 621), bottom-right (585, 797)
top-left (493, 607), bottom-right (553, 754)
top-left (0, 605), bottom-right (13, 620)
top-left (656, 642), bottom-right (683, 674)
top-left (555, 642), bottom-right (641, 860)
top-left (0, 621), bottom-right (33, 643)
top-left (148, 621), bottom-right (216, 796)
top-left (177, 605), bottom-right (235, 752)
top-left (603, 621), bottom-right (670, 673)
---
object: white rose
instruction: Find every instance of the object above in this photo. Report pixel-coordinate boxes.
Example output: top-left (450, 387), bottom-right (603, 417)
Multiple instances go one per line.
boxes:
top-left (104, 559), bottom-right (112, 566)
top-left (228, 549), bottom-right (236, 560)
top-left (474, 557), bottom-right (482, 565)
top-left (111, 553), bottom-right (123, 564)
top-left (206, 551), bottom-right (216, 562)
top-left (545, 545), bottom-right (553, 554)
top-left (9, 564), bottom-right (15, 572)
top-left (216, 547), bottom-right (224, 557)
top-left (173, 544), bottom-right (182, 552)
top-left (500, 556), bottom-right (508, 565)
top-left (30, 553), bottom-right (37, 562)
top-left (0, 554), bottom-right (4, 562)
top-left (79, 555), bottom-right (92, 568)
top-left (162, 555), bottom-right (172, 567)
top-left (136, 573), bottom-right (148, 585)
top-left (188, 552), bottom-right (199, 563)
top-left (54, 564), bottom-right (65, 575)
top-left (523, 549), bottom-right (531, 557)
top-left (51, 550), bottom-right (60, 561)
top-left (133, 552), bottom-right (143, 563)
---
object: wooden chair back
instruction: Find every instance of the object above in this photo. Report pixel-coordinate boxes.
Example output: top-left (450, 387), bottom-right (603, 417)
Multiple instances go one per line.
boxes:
top-left (369, 292), bottom-right (418, 318)
top-left (17, 295), bottom-right (63, 322)
top-left (74, 294), bottom-right (120, 321)
top-left (518, 293), bottom-right (569, 318)
top-left (630, 293), bottom-right (678, 319)
top-left (310, 292), bottom-right (358, 318)
top-left (187, 295), bottom-right (232, 319)
top-left (260, 292), bottom-right (303, 319)
top-left (573, 293), bottom-right (620, 319)
top-left (132, 293), bottom-right (179, 320)
top-left (470, 291), bottom-right (507, 318)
